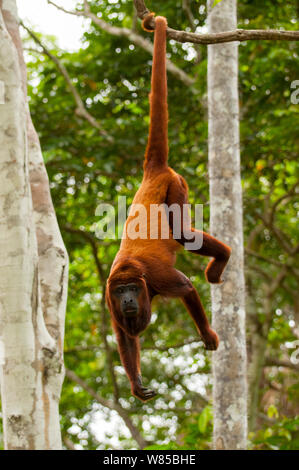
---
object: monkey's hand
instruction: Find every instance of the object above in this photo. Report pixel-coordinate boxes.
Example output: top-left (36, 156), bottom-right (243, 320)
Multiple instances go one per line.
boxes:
top-left (201, 328), bottom-right (219, 351)
top-left (132, 376), bottom-right (157, 402)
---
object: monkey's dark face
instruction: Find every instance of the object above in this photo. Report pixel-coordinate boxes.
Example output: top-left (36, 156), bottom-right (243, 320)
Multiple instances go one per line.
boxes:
top-left (113, 283), bottom-right (141, 317)
top-left (107, 273), bottom-right (152, 337)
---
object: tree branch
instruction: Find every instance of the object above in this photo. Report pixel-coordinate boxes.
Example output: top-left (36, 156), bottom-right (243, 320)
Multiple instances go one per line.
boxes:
top-left (62, 224), bottom-right (121, 402)
top-left (64, 336), bottom-right (202, 354)
top-left (20, 22), bottom-right (113, 141)
top-left (253, 183), bottom-right (299, 258)
top-left (246, 265), bottom-right (272, 282)
top-left (265, 358), bottom-right (299, 372)
top-left (65, 368), bottom-right (148, 448)
top-left (246, 247), bottom-right (299, 282)
top-left (134, 0), bottom-right (299, 43)
top-left (258, 210), bottom-right (297, 256)
top-left (268, 268), bottom-right (288, 297)
top-left (182, 0), bottom-right (196, 32)
top-left (63, 436), bottom-right (77, 450)
top-left (63, 224), bottom-right (106, 282)
top-left (269, 181), bottom-right (299, 225)
top-left (144, 337), bottom-right (202, 351)
top-left (182, 0), bottom-right (201, 64)
top-left (246, 224), bottom-right (264, 251)
top-left (47, 0), bottom-right (194, 86)
top-left (245, 248), bottom-right (286, 269)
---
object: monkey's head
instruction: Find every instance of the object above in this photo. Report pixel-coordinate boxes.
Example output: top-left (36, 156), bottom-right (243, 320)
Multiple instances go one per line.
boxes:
top-left (106, 260), bottom-right (151, 337)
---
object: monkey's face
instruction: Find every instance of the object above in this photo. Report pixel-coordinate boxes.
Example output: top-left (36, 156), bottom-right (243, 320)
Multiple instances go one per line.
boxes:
top-left (113, 283), bottom-right (141, 317)
top-left (107, 277), bottom-right (151, 337)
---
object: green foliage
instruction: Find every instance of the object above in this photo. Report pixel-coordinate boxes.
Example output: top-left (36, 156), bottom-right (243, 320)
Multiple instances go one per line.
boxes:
top-left (198, 405), bottom-right (213, 434)
top-left (250, 417), bottom-right (299, 450)
top-left (211, 0), bottom-right (224, 8)
top-left (146, 406), bottom-right (213, 450)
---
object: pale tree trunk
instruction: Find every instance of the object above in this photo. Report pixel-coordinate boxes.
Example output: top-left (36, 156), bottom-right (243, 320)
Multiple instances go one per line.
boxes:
top-left (207, 0), bottom-right (247, 449)
top-left (0, 0), bottom-right (68, 449)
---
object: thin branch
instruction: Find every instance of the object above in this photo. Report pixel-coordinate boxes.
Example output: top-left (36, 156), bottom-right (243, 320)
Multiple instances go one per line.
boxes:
top-left (64, 336), bottom-right (202, 354)
top-left (23, 46), bottom-right (41, 54)
top-left (62, 223), bottom-right (121, 401)
top-left (245, 248), bottom-right (286, 269)
top-left (63, 436), bottom-right (77, 450)
top-left (246, 224), bottom-right (264, 251)
top-left (47, 0), bottom-right (195, 86)
top-left (20, 22), bottom-right (113, 141)
top-left (144, 337), bottom-right (202, 351)
top-left (134, 0), bottom-right (299, 43)
top-left (182, 0), bottom-right (201, 63)
top-left (246, 265), bottom-right (272, 282)
top-left (258, 211), bottom-right (296, 256)
top-left (132, 6), bottom-right (138, 33)
top-left (172, 407), bottom-right (203, 413)
top-left (254, 186), bottom-right (299, 257)
top-left (45, 158), bottom-right (123, 180)
top-left (63, 224), bottom-right (106, 283)
top-left (268, 268), bottom-right (287, 297)
top-left (100, 288), bottom-right (120, 403)
top-left (182, 0), bottom-right (197, 31)
top-left (246, 247), bottom-right (299, 282)
top-left (269, 181), bottom-right (299, 225)
top-left (258, 412), bottom-right (276, 424)
top-left (65, 368), bottom-right (148, 448)
top-left (64, 344), bottom-right (103, 353)
top-left (282, 280), bottom-right (299, 301)
top-left (265, 358), bottom-right (299, 372)
top-left (45, 144), bottom-right (143, 176)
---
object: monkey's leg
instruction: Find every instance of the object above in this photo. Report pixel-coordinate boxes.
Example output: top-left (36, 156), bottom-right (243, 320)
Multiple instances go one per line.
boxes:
top-left (188, 229), bottom-right (231, 284)
top-left (155, 269), bottom-right (219, 350)
top-left (171, 227), bottom-right (231, 284)
top-left (166, 178), bottom-right (231, 284)
top-left (113, 324), bottom-right (156, 402)
top-left (181, 285), bottom-right (219, 350)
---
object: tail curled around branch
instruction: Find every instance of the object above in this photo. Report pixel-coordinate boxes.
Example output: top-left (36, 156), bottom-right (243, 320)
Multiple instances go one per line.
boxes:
top-left (142, 14), bottom-right (168, 171)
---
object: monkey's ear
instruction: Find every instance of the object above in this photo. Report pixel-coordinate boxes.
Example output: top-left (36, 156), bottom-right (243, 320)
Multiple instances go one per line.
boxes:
top-left (142, 12), bottom-right (155, 32)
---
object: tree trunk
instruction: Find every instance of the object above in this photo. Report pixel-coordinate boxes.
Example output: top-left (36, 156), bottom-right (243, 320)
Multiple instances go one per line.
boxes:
top-left (207, 0), bottom-right (247, 449)
top-left (0, 0), bottom-right (68, 449)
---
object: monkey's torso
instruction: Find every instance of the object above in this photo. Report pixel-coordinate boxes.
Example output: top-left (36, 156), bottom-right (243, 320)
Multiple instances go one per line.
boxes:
top-left (118, 166), bottom-right (186, 266)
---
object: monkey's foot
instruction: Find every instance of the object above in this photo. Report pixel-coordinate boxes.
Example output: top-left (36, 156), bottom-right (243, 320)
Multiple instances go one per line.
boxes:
top-left (204, 263), bottom-right (224, 284)
top-left (132, 386), bottom-right (157, 402)
top-left (132, 376), bottom-right (157, 402)
top-left (204, 249), bottom-right (231, 284)
top-left (201, 328), bottom-right (219, 351)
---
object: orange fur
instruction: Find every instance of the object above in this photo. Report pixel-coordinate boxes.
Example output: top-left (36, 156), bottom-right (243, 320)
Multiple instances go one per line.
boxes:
top-left (106, 14), bottom-right (231, 401)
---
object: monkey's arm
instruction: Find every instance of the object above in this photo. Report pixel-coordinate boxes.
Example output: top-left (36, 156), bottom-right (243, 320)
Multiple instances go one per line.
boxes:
top-left (113, 323), bottom-right (156, 402)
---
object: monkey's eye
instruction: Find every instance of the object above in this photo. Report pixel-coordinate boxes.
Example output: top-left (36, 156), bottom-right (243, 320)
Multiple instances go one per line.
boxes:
top-left (116, 287), bottom-right (124, 294)
top-left (130, 286), bottom-right (137, 292)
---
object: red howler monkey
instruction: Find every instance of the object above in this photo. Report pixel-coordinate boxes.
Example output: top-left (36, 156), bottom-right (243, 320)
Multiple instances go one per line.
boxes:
top-left (106, 14), bottom-right (231, 402)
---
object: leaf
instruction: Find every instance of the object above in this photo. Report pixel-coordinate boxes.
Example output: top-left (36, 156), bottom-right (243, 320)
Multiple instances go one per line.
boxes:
top-left (264, 428), bottom-right (273, 439)
top-left (198, 406), bottom-right (212, 434)
top-left (212, 0), bottom-right (223, 7)
top-left (267, 404), bottom-right (279, 419)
